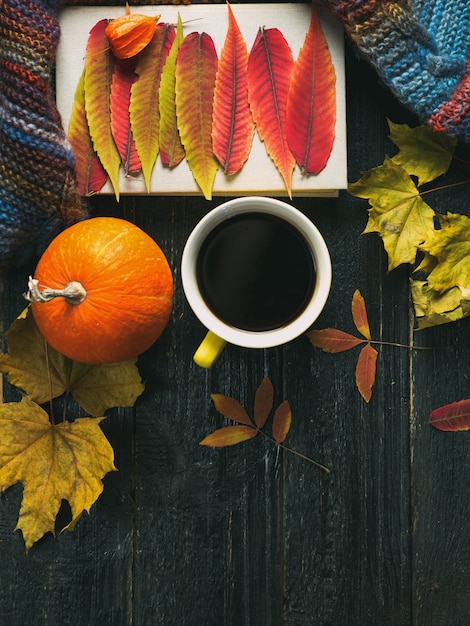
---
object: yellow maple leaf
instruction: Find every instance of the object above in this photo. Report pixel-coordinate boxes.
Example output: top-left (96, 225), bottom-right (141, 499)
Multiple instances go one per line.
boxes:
top-left (388, 119), bottom-right (457, 185)
top-left (349, 158), bottom-right (436, 271)
top-left (419, 212), bottom-right (470, 296)
top-left (410, 279), bottom-right (467, 329)
top-left (0, 396), bottom-right (116, 551)
top-left (0, 309), bottom-right (144, 416)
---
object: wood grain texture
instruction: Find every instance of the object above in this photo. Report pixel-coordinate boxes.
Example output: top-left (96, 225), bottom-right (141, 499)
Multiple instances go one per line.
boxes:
top-left (2, 34), bottom-right (470, 626)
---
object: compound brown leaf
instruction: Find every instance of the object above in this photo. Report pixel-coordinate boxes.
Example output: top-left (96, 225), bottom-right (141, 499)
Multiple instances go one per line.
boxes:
top-left (272, 400), bottom-right (292, 444)
top-left (0, 397), bottom-right (116, 551)
top-left (0, 309), bottom-right (144, 417)
top-left (351, 289), bottom-right (371, 340)
top-left (286, 5), bottom-right (336, 174)
top-left (175, 32), bottom-right (219, 199)
top-left (247, 27), bottom-right (295, 197)
top-left (430, 399), bottom-right (470, 432)
top-left (355, 343), bottom-right (378, 403)
top-left (200, 425), bottom-right (258, 447)
top-left (212, 2), bottom-right (254, 175)
top-left (253, 377), bottom-right (274, 428)
top-left (306, 328), bottom-right (364, 353)
top-left (210, 393), bottom-right (253, 426)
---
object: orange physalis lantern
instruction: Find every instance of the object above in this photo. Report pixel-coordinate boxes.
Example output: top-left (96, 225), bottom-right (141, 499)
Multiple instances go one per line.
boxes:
top-left (105, 3), bottom-right (160, 59)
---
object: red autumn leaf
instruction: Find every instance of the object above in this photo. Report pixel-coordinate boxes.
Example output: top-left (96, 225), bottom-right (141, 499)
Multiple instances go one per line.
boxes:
top-left (286, 6), bottom-right (336, 174)
top-left (210, 393), bottom-right (253, 426)
top-left (272, 400), bottom-right (292, 444)
top-left (200, 425), bottom-right (258, 447)
top-left (212, 2), bottom-right (254, 175)
top-left (351, 289), bottom-right (371, 340)
top-left (130, 22), bottom-right (175, 191)
top-left (159, 14), bottom-right (185, 168)
top-left (247, 27), bottom-right (295, 197)
top-left (355, 343), bottom-right (378, 403)
top-left (253, 377), bottom-right (274, 428)
top-left (306, 328), bottom-right (365, 353)
top-left (110, 58), bottom-right (141, 176)
top-left (84, 19), bottom-right (121, 200)
top-left (68, 69), bottom-right (108, 196)
top-left (175, 32), bottom-right (219, 200)
top-left (430, 399), bottom-right (470, 432)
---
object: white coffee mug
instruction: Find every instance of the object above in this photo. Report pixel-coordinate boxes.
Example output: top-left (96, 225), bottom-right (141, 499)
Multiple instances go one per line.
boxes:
top-left (181, 196), bottom-right (331, 367)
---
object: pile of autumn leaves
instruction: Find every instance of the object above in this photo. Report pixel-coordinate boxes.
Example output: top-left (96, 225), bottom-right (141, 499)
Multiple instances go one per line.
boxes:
top-left (69, 3), bottom-right (336, 200)
top-left (350, 120), bottom-right (470, 330)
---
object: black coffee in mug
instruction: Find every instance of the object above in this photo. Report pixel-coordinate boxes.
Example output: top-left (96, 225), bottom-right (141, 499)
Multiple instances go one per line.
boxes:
top-left (196, 212), bottom-right (316, 332)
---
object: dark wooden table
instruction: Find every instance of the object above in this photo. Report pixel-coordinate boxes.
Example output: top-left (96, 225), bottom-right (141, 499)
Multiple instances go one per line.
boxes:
top-left (2, 18), bottom-right (470, 626)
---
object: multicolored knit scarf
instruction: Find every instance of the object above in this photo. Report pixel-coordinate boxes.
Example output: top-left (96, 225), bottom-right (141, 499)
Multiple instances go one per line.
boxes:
top-left (1, 0), bottom-right (469, 266)
top-left (322, 0), bottom-right (470, 140)
top-left (0, 0), bottom-right (85, 267)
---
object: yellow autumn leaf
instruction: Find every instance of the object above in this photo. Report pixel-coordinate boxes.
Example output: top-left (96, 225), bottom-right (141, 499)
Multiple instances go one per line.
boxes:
top-left (388, 119), bottom-right (457, 185)
top-left (0, 309), bottom-right (144, 416)
top-left (419, 212), bottom-right (470, 296)
top-left (410, 279), bottom-right (468, 329)
top-left (349, 158), bottom-right (436, 271)
top-left (0, 397), bottom-right (116, 551)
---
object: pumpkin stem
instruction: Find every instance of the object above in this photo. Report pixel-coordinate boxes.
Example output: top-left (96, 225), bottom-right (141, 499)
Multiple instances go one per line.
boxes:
top-left (25, 276), bottom-right (87, 305)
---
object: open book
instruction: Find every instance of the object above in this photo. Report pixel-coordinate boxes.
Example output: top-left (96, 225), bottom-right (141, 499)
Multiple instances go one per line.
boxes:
top-left (56, 3), bottom-right (347, 197)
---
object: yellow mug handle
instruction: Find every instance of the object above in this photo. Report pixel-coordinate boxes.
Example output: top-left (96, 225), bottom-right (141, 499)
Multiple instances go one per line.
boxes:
top-left (194, 331), bottom-right (227, 368)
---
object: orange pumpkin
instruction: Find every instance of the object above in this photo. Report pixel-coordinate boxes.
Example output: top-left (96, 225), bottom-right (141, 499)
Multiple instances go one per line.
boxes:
top-left (28, 217), bottom-right (174, 364)
top-left (105, 3), bottom-right (160, 59)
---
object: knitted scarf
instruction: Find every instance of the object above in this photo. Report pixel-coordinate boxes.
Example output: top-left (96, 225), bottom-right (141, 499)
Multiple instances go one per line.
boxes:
top-left (322, 0), bottom-right (470, 140)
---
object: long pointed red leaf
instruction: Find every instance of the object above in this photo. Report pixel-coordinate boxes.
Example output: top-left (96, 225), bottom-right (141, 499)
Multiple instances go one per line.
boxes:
top-left (212, 3), bottom-right (254, 176)
top-left (110, 58), bottom-right (141, 176)
top-left (68, 69), bottom-right (108, 196)
top-left (130, 22), bottom-right (175, 191)
top-left (247, 27), bottom-right (295, 197)
top-left (84, 19), bottom-right (121, 199)
top-left (286, 6), bottom-right (336, 174)
top-left (175, 32), bottom-right (219, 200)
top-left (430, 399), bottom-right (470, 432)
top-left (159, 14), bottom-right (185, 168)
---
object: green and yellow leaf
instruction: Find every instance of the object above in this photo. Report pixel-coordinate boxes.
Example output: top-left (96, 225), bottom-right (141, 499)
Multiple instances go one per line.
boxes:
top-left (0, 309), bottom-right (144, 416)
top-left (159, 13), bottom-right (185, 168)
top-left (418, 212), bottom-right (470, 295)
top-left (349, 158), bottom-right (436, 271)
top-left (388, 119), bottom-right (457, 185)
top-left (84, 19), bottom-right (121, 199)
top-left (131, 22), bottom-right (175, 191)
